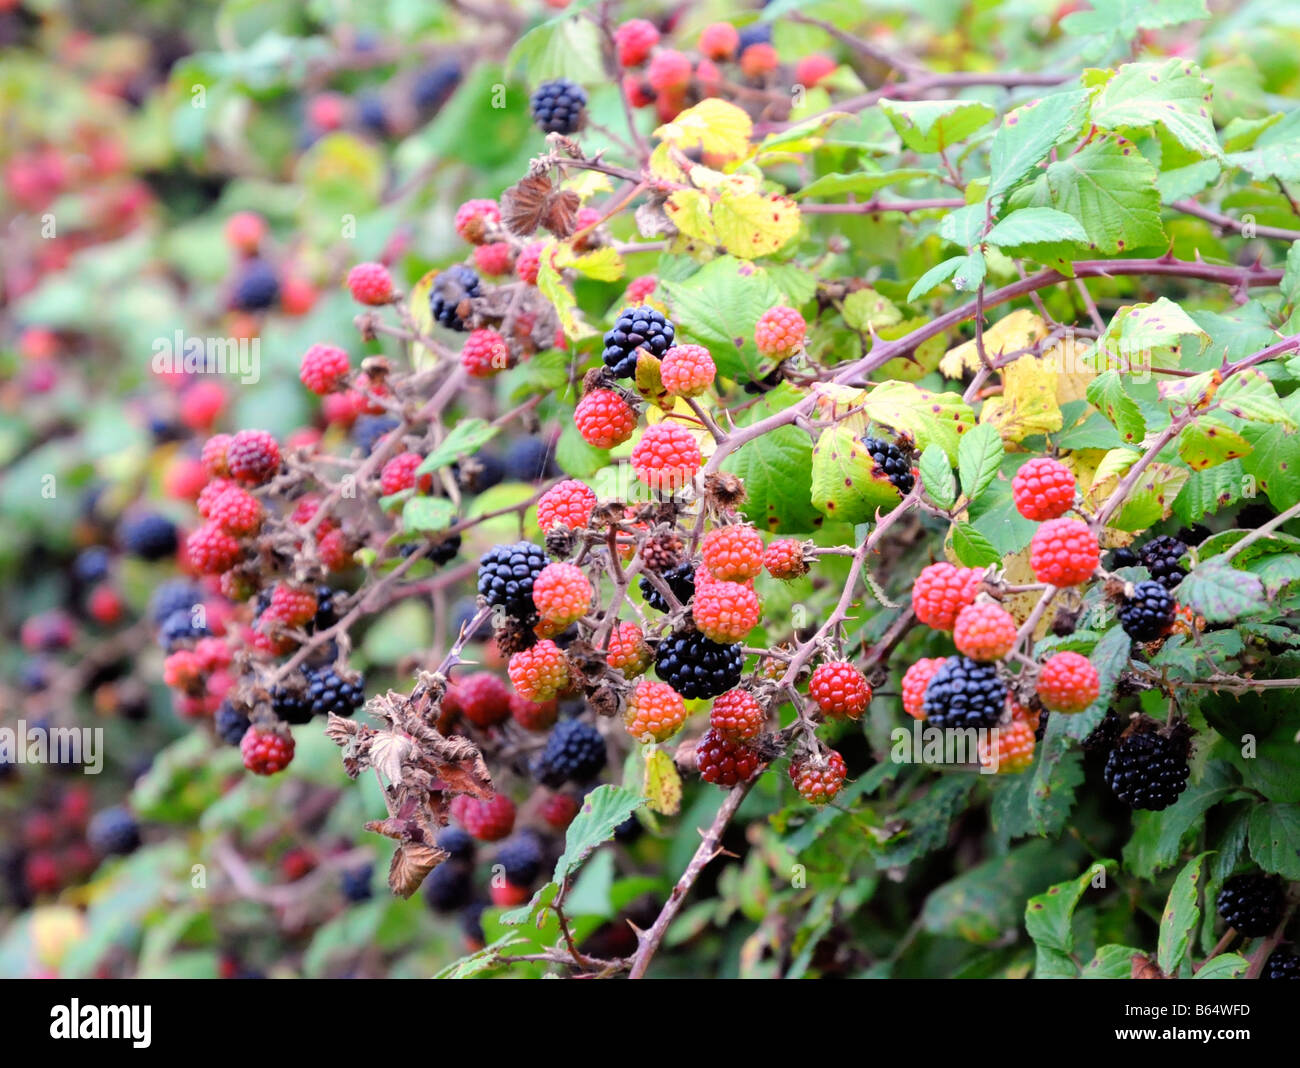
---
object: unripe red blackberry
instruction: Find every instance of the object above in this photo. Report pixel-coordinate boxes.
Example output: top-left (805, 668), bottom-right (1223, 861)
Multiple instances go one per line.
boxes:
top-left (623, 679), bottom-right (688, 743)
top-left (789, 749), bottom-right (847, 803)
top-left (709, 688), bottom-right (765, 739)
top-left (696, 727), bottom-right (762, 787)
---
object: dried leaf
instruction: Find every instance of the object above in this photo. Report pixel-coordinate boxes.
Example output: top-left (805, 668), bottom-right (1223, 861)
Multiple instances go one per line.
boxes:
top-left (501, 173), bottom-right (580, 238)
top-left (388, 843), bottom-right (449, 898)
top-left (370, 731), bottom-right (416, 784)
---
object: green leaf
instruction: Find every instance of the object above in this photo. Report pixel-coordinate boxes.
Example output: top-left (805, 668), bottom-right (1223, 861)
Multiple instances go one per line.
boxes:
top-left (1173, 459), bottom-right (1245, 523)
top-left (988, 90), bottom-right (1090, 200)
top-left (878, 98), bottom-right (996, 153)
top-left (1029, 713), bottom-right (1085, 832)
top-left (1091, 59), bottom-right (1223, 159)
top-left (1061, 0), bottom-right (1209, 48)
top-left (1062, 626), bottom-right (1132, 741)
top-left (1242, 422), bottom-right (1300, 512)
top-left (416, 419), bottom-right (500, 476)
top-left (506, 10), bottom-right (603, 82)
top-left (919, 444), bottom-right (957, 509)
top-left (1025, 863), bottom-right (1110, 978)
top-left (553, 785), bottom-right (647, 885)
top-left (1158, 852), bottom-right (1210, 976)
top-left (1282, 240), bottom-right (1300, 309)
top-left (986, 206), bottom-right (1088, 249)
top-left (1177, 559), bottom-right (1268, 622)
top-left (1176, 419), bottom-right (1253, 471)
top-left (1193, 954), bottom-right (1249, 979)
top-left (1226, 110), bottom-right (1300, 183)
top-left (907, 254), bottom-right (966, 302)
top-left (793, 166), bottom-right (936, 201)
top-left (951, 521), bottom-right (1002, 567)
top-left (841, 287), bottom-right (902, 332)
top-left (401, 496), bottom-right (456, 533)
top-left (1086, 371), bottom-right (1147, 445)
top-left (724, 386), bottom-right (823, 533)
top-left (660, 256), bottom-right (785, 381)
top-left (920, 840), bottom-right (1082, 945)
top-left (1042, 137), bottom-right (1167, 254)
top-left (958, 423), bottom-right (1006, 504)
top-left (1083, 944), bottom-right (1148, 978)
top-left (1248, 803), bottom-right (1300, 879)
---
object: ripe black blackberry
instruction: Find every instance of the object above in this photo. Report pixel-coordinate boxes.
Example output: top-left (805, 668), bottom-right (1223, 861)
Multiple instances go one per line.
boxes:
top-left (602, 305), bottom-right (675, 377)
top-left (312, 585), bottom-right (339, 630)
top-left (120, 513), bottom-right (178, 561)
top-left (423, 861), bottom-right (473, 912)
top-left (150, 580), bottom-right (203, 625)
top-left (654, 628), bottom-right (743, 699)
top-left (920, 655), bottom-right (1006, 729)
top-left (341, 863), bottom-right (373, 903)
top-left (529, 79), bottom-right (587, 134)
top-left (73, 546), bottom-right (111, 585)
top-left (495, 833), bottom-right (543, 884)
top-left (158, 608), bottom-right (209, 651)
top-left (1108, 546), bottom-right (1140, 570)
top-left (1264, 948), bottom-right (1300, 979)
top-left (1216, 873), bottom-right (1285, 936)
top-left (863, 436), bottom-right (914, 496)
top-left (428, 531), bottom-right (462, 566)
top-left (271, 679), bottom-right (313, 725)
top-left (304, 666), bottom-right (366, 718)
top-left (215, 700), bottom-right (251, 746)
top-left (737, 23), bottom-right (773, 50)
top-left (1034, 708), bottom-right (1049, 741)
top-left (1118, 580), bottom-right (1176, 641)
top-left (1082, 708), bottom-right (1126, 754)
top-left (1103, 717), bottom-right (1192, 810)
top-left (352, 414), bottom-right (400, 455)
top-left (412, 60), bottom-right (461, 111)
top-left (639, 561), bottom-right (696, 612)
top-left (537, 719), bottom-right (607, 785)
top-left (429, 264), bottom-right (481, 331)
top-left (231, 258), bottom-right (279, 312)
top-left (503, 437), bottom-right (560, 482)
top-left (437, 826), bottom-right (476, 862)
top-left (87, 807), bottom-right (140, 856)
top-left (1139, 534), bottom-right (1187, 590)
top-left (477, 540), bottom-right (547, 616)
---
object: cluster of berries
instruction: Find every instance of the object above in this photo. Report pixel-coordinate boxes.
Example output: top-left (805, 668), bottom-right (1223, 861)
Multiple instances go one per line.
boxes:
top-left (614, 18), bottom-right (837, 123)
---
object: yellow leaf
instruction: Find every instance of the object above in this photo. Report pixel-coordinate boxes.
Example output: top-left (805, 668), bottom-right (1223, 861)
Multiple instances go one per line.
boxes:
top-left (712, 190), bottom-right (801, 259)
top-left (940, 309), bottom-right (1047, 379)
top-left (643, 397), bottom-right (716, 460)
top-left (560, 170), bottom-right (613, 198)
top-left (981, 354), bottom-right (1063, 443)
top-left (1047, 333), bottom-right (1095, 405)
top-left (1083, 447), bottom-right (1141, 508)
top-left (648, 141), bottom-right (689, 184)
top-left (407, 269), bottom-right (440, 371)
top-left (552, 242), bottom-right (625, 282)
top-left (537, 251), bottom-right (594, 342)
top-left (655, 98), bottom-right (754, 162)
top-left (664, 189), bottom-right (718, 245)
top-left (643, 747), bottom-right (682, 816)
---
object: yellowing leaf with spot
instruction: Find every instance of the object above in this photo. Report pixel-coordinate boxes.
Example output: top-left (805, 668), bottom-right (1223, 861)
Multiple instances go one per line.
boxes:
top-left (655, 98), bottom-right (754, 162)
top-left (712, 189), bottom-right (801, 259)
top-left (1084, 447), bottom-right (1142, 508)
top-left (643, 397), bottom-right (716, 460)
top-left (1177, 419), bottom-right (1253, 471)
top-left (981, 356), bottom-right (1063, 444)
top-left (664, 189), bottom-right (718, 245)
top-left (407, 269), bottom-right (440, 371)
top-left (643, 747), bottom-right (682, 816)
top-left (561, 170), bottom-right (613, 198)
top-left (552, 242), bottom-right (625, 282)
top-left (1095, 298), bottom-right (1209, 372)
top-left (875, 316), bottom-right (947, 382)
top-left (941, 308), bottom-right (1048, 378)
top-left (537, 250), bottom-right (594, 342)
top-left (1113, 463), bottom-right (1190, 531)
top-left (688, 164), bottom-right (758, 195)
top-left (1048, 334), bottom-right (1096, 405)
top-left (649, 141), bottom-right (689, 184)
